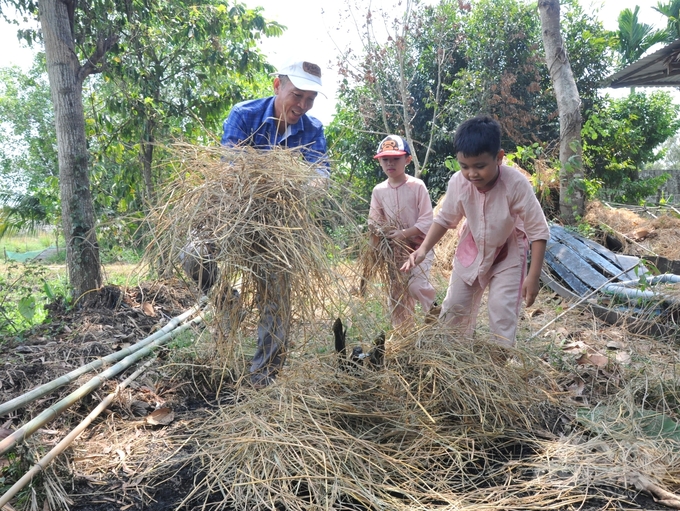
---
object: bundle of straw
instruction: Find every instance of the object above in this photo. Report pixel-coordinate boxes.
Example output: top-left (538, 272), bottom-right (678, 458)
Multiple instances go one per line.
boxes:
top-left (585, 201), bottom-right (680, 259)
top-left (146, 144), bottom-right (360, 341)
top-left (358, 224), bottom-right (411, 297)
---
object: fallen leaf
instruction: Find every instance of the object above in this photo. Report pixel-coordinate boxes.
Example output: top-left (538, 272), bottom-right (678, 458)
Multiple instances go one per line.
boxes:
top-left (141, 302), bottom-right (156, 317)
top-left (615, 352), bottom-right (631, 365)
top-left (528, 308), bottom-right (544, 317)
top-left (628, 228), bottom-right (650, 241)
top-left (555, 327), bottom-right (569, 338)
top-left (562, 340), bottom-right (587, 355)
top-left (145, 407), bottom-right (174, 426)
top-left (576, 353), bottom-right (610, 368)
top-left (0, 427), bottom-right (12, 441)
top-left (567, 381), bottom-right (585, 397)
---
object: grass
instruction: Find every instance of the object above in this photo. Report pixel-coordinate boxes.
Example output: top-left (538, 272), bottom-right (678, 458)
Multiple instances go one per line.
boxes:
top-left (0, 230), bottom-right (60, 254)
top-left (0, 228), bottom-right (148, 341)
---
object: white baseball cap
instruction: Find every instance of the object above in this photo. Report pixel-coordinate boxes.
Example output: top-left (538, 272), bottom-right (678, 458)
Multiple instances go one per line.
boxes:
top-left (374, 135), bottom-right (411, 159)
top-left (273, 61), bottom-right (326, 97)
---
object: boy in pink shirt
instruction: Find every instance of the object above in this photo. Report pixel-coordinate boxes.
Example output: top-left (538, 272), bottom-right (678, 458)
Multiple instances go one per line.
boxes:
top-left (369, 135), bottom-right (436, 328)
top-left (402, 116), bottom-right (549, 347)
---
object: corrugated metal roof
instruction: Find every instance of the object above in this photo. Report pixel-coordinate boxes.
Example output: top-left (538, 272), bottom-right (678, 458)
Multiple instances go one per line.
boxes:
top-left (606, 38), bottom-right (680, 88)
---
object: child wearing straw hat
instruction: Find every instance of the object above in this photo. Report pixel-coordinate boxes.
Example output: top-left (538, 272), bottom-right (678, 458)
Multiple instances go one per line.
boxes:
top-left (369, 135), bottom-right (437, 329)
top-left (402, 115), bottom-right (549, 347)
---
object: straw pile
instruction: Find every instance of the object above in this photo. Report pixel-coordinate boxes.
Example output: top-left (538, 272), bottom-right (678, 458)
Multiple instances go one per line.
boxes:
top-left (151, 319), bottom-right (680, 511)
top-left (129, 149), bottom-right (680, 510)
top-left (585, 200), bottom-right (680, 259)
top-left (145, 144), bottom-right (362, 343)
top-left (176, 329), bottom-right (572, 510)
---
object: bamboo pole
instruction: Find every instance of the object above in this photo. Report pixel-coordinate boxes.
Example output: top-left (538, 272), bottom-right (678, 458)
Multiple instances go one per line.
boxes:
top-left (0, 357), bottom-right (157, 509)
top-left (0, 298), bottom-right (206, 418)
top-left (531, 264), bottom-right (638, 340)
top-left (0, 314), bottom-right (204, 457)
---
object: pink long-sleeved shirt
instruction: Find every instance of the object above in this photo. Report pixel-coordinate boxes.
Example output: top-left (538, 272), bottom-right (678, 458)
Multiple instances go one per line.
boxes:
top-left (369, 175), bottom-right (433, 249)
top-left (434, 165), bottom-right (549, 286)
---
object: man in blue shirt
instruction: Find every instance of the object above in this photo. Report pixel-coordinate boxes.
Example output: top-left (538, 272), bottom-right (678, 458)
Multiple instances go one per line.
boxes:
top-left (221, 60), bottom-right (329, 387)
top-left (221, 60), bottom-right (329, 176)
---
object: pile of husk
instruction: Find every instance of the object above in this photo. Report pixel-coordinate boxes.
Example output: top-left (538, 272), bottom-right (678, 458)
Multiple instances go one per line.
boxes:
top-left (584, 200), bottom-right (680, 260)
top-left (165, 325), bottom-right (680, 510)
top-left (145, 144), bottom-right (362, 354)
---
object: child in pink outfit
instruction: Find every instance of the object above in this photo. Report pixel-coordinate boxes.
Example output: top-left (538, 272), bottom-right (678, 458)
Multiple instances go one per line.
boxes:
top-left (402, 116), bottom-right (549, 347)
top-left (369, 135), bottom-right (436, 328)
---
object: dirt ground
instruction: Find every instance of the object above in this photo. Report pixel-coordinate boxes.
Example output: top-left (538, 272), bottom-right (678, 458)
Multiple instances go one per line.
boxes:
top-left (2, 210), bottom-right (680, 510)
top-left (0, 278), bottom-right (216, 511)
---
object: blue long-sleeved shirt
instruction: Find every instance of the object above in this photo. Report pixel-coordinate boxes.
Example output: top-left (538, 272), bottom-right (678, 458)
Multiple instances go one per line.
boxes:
top-left (221, 96), bottom-right (329, 176)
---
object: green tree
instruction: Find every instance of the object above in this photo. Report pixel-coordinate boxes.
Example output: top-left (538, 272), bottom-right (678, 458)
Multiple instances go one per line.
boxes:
top-left (451, 0), bottom-right (545, 147)
top-left (654, 0), bottom-right (680, 39)
top-left (615, 6), bottom-right (669, 69)
top-left (99, 0), bottom-right (281, 203)
top-left (1, 0), bottom-right (282, 299)
top-left (646, 134), bottom-right (680, 170)
top-left (538, 0), bottom-right (584, 224)
top-left (332, 0), bottom-right (466, 186)
top-left (329, 0), bottom-right (611, 204)
top-left (0, 58), bottom-right (60, 236)
top-left (582, 91), bottom-right (680, 203)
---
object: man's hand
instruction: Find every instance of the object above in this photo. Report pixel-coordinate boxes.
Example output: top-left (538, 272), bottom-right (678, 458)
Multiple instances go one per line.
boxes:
top-left (401, 247), bottom-right (425, 272)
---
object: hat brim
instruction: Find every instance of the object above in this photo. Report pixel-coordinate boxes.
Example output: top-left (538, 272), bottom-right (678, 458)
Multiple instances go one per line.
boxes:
top-left (374, 150), bottom-right (409, 159)
top-left (286, 75), bottom-right (327, 98)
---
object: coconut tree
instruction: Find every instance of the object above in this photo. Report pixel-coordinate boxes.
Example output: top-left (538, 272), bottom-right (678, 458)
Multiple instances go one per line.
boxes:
top-left (654, 0), bottom-right (680, 39)
top-left (616, 6), bottom-right (669, 68)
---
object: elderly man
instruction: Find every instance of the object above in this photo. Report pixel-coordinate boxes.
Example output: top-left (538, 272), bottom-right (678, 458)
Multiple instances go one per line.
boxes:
top-left (220, 60), bottom-right (329, 387)
top-left (221, 60), bottom-right (329, 176)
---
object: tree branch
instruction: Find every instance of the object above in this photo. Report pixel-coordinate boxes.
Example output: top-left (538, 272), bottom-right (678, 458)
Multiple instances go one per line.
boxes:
top-left (78, 34), bottom-right (119, 81)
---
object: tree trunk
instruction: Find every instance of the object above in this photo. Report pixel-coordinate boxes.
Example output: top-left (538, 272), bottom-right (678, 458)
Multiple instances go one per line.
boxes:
top-left (141, 119), bottom-right (155, 202)
top-left (39, 0), bottom-right (102, 299)
top-left (538, 0), bottom-right (585, 224)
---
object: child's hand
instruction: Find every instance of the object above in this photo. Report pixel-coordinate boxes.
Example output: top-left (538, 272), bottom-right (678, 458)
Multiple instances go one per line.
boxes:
top-left (387, 228), bottom-right (408, 242)
top-left (401, 248), bottom-right (425, 272)
top-left (522, 274), bottom-right (540, 307)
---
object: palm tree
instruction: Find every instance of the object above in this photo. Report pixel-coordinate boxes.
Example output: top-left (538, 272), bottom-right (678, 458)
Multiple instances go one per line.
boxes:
top-left (616, 6), bottom-right (669, 68)
top-left (0, 193), bottom-right (50, 240)
top-left (654, 0), bottom-right (680, 39)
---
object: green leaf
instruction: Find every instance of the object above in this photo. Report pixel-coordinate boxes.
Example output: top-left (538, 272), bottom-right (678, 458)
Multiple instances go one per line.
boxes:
top-left (43, 281), bottom-right (55, 300)
top-left (18, 295), bottom-right (36, 322)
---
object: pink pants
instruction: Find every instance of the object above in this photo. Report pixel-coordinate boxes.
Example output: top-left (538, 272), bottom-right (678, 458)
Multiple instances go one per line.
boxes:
top-left (390, 250), bottom-right (436, 328)
top-left (439, 262), bottom-right (526, 347)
